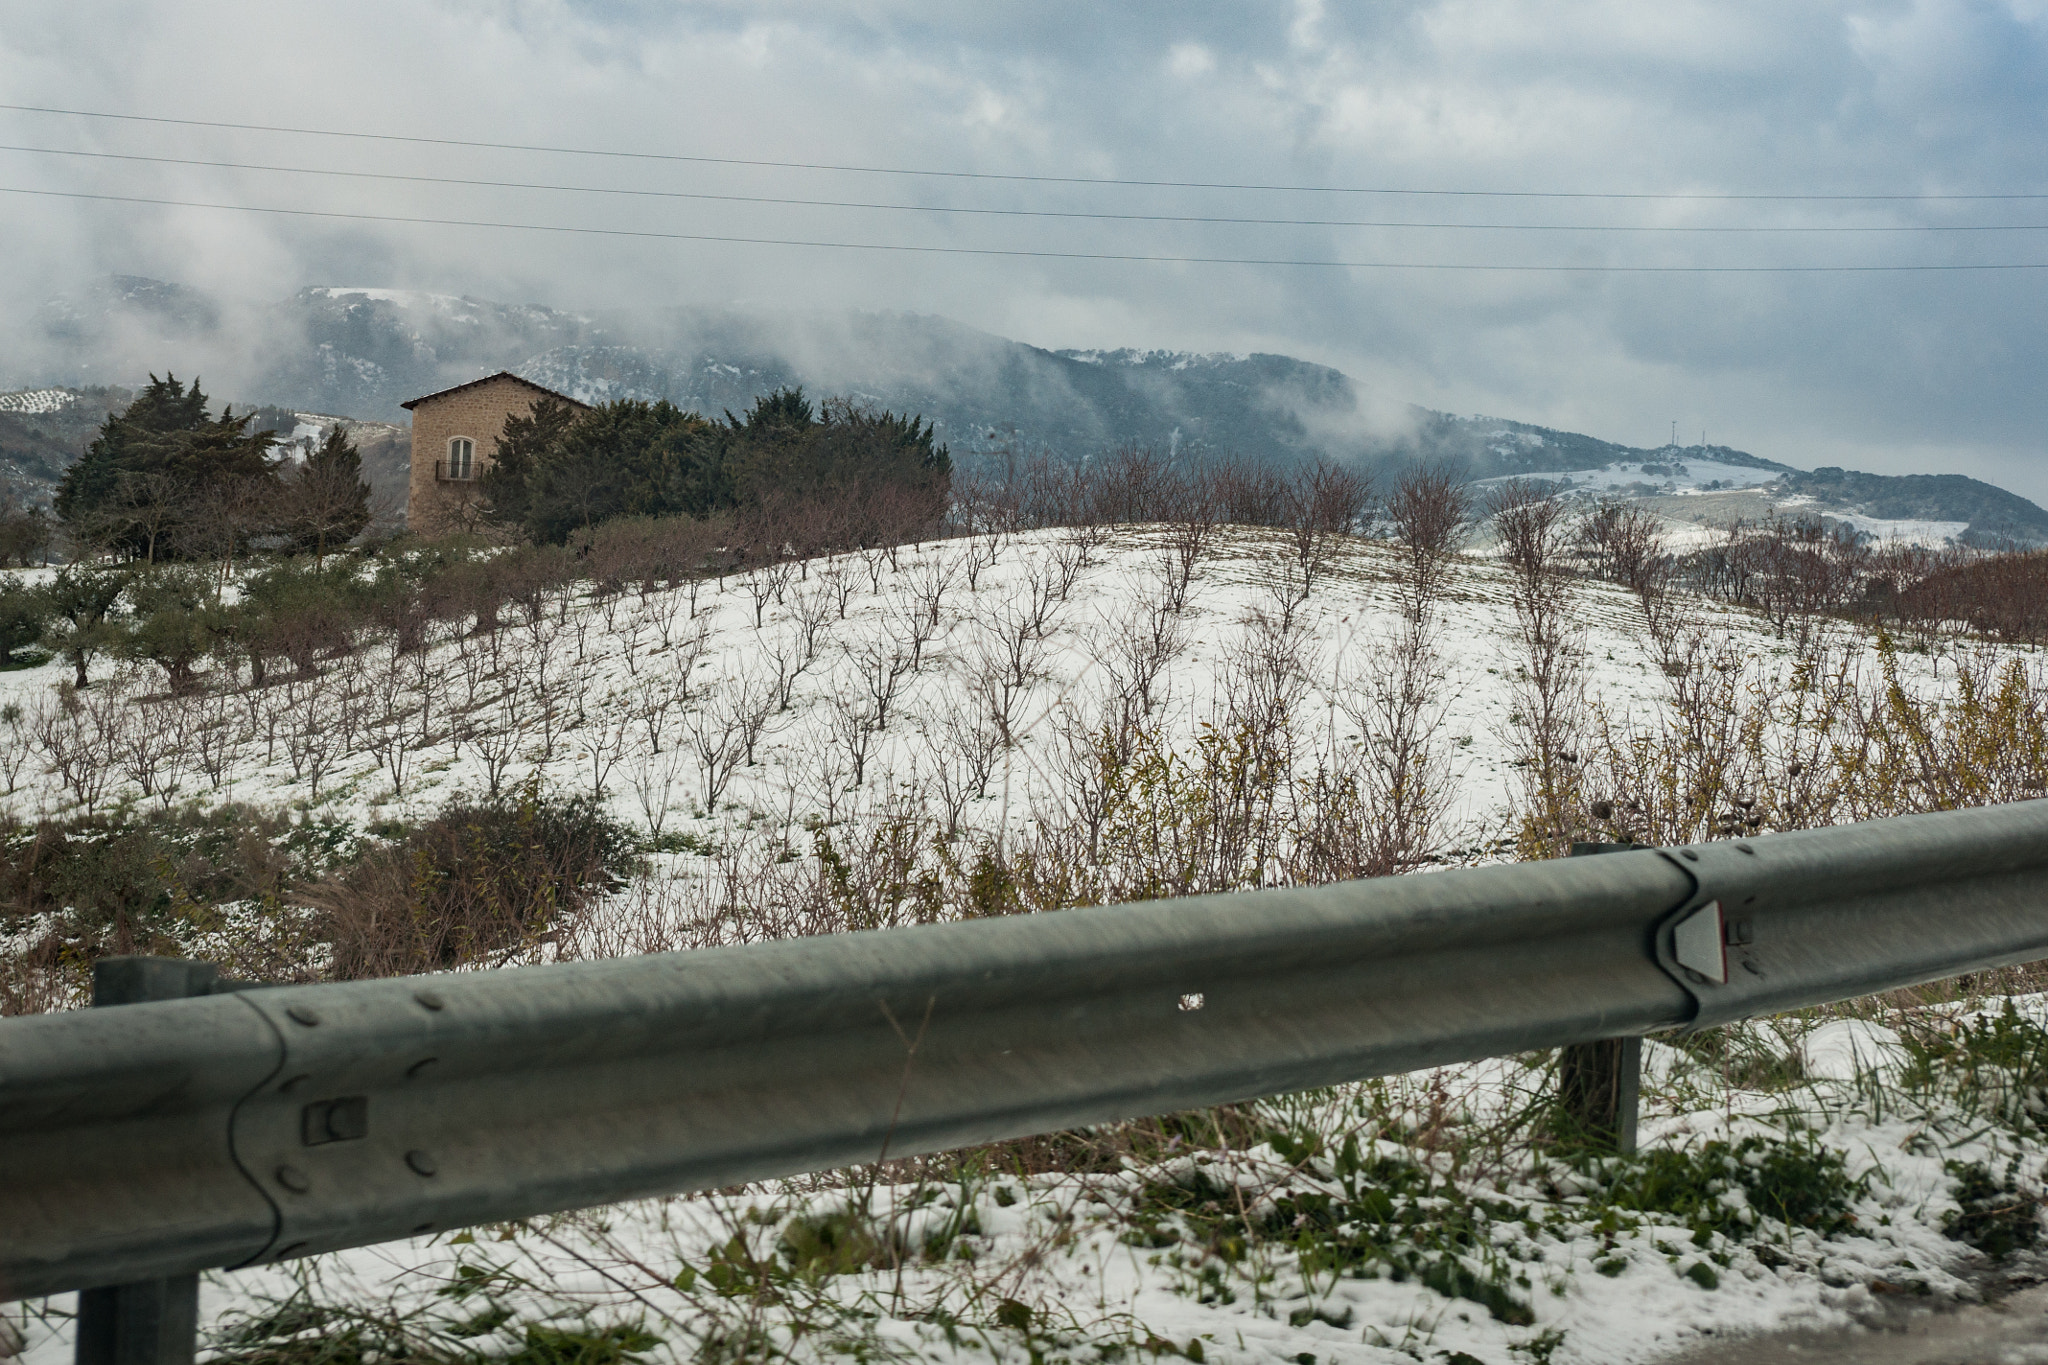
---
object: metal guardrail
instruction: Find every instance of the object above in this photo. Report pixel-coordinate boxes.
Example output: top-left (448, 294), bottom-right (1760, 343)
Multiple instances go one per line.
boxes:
top-left (6, 801), bottom-right (2048, 1305)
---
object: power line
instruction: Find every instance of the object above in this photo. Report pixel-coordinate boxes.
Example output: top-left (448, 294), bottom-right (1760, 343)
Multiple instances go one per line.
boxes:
top-left (4, 183), bottom-right (2043, 272)
top-left (4, 102), bottom-right (2044, 203)
top-left (4, 143), bottom-right (2044, 232)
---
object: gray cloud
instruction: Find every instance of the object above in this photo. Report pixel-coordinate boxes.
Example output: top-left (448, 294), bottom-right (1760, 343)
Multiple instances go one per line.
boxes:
top-left (1, 0), bottom-right (2045, 491)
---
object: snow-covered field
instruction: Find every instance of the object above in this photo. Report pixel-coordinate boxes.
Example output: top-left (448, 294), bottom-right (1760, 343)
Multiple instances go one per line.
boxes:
top-left (1475, 460), bottom-right (1970, 550)
top-left (0, 388), bottom-right (77, 415)
top-left (4, 526), bottom-right (2037, 1365)
top-left (0, 525), bottom-right (1866, 853)
top-left (1479, 458), bottom-right (1778, 500)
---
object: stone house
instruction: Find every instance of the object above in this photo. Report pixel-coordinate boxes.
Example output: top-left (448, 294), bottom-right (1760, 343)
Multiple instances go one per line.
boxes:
top-left (402, 372), bottom-right (588, 534)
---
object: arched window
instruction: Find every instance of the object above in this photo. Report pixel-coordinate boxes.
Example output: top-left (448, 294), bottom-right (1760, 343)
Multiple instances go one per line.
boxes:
top-left (444, 436), bottom-right (475, 481)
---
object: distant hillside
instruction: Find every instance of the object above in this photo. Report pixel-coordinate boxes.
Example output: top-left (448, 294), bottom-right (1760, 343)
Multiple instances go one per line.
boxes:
top-left (1776, 467), bottom-right (2048, 545)
top-left (4, 276), bottom-right (2044, 544)
top-left (0, 385), bottom-right (129, 494)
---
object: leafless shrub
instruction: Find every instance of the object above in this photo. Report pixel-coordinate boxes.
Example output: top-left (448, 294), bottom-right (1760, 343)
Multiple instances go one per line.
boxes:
top-left (788, 578), bottom-right (836, 666)
top-left (365, 650), bottom-right (424, 797)
top-left (845, 635), bottom-right (916, 732)
top-left (1324, 463), bottom-right (1472, 875)
top-left (967, 607), bottom-right (1047, 749)
top-left (1490, 480), bottom-right (1589, 856)
top-left (898, 549), bottom-right (953, 626)
top-left (687, 674), bottom-right (776, 807)
top-left (112, 684), bottom-right (192, 810)
top-left (32, 684), bottom-right (119, 815)
top-left (575, 698), bottom-right (636, 797)
top-left (883, 585), bottom-right (944, 675)
top-left (465, 684), bottom-right (528, 800)
top-left (238, 671), bottom-right (284, 766)
top-left (1102, 575), bottom-right (1190, 726)
top-left (741, 558), bottom-right (796, 629)
top-left (0, 703), bottom-right (32, 796)
top-left (1337, 626), bottom-right (1455, 878)
top-left (1159, 474), bottom-right (1220, 612)
top-left (1085, 444), bottom-right (1170, 526)
top-left (630, 744), bottom-right (689, 839)
top-left (763, 632), bottom-right (815, 713)
top-left (826, 689), bottom-right (881, 793)
top-left (183, 684), bottom-right (243, 793)
top-left (1211, 458), bottom-right (1290, 527)
top-left (279, 672), bottom-right (345, 800)
top-left (1383, 464), bottom-right (1470, 613)
top-left (1275, 459), bottom-right (1371, 615)
top-left (934, 690), bottom-right (1003, 805)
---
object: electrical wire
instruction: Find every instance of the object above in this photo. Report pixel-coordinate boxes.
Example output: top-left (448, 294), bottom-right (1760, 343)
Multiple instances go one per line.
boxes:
top-left (4, 102), bottom-right (2044, 202)
top-left (2, 143), bottom-right (2042, 232)
top-left (4, 183), bottom-right (2042, 271)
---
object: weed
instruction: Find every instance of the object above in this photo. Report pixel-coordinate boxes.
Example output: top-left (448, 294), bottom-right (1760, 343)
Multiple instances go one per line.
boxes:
top-left (1589, 1134), bottom-right (1865, 1242)
top-left (1942, 1157), bottom-right (2044, 1260)
top-left (1902, 1000), bottom-right (2048, 1132)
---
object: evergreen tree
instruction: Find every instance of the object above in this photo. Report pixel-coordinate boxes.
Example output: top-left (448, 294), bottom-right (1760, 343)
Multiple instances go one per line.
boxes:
top-left (0, 581), bottom-right (48, 667)
top-left (484, 397), bottom-right (723, 545)
top-left (482, 385), bottom-right (948, 545)
top-left (55, 375), bottom-right (280, 560)
top-left (39, 565), bottom-right (129, 688)
top-left (281, 424), bottom-right (373, 563)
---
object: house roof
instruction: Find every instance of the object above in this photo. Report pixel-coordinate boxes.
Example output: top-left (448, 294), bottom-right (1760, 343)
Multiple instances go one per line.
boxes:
top-left (400, 371), bottom-right (591, 412)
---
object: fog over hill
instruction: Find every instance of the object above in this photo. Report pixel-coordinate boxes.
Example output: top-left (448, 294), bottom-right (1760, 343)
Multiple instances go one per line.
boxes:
top-left (6, 278), bottom-right (2047, 545)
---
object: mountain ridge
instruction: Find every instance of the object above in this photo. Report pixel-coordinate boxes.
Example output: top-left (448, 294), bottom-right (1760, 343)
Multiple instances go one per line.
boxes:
top-left (4, 278), bottom-right (2042, 544)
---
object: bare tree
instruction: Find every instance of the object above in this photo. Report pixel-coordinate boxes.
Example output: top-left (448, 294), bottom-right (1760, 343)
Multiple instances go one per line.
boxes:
top-left (576, 697), bottom-right (636, 797)
top-left (844, 635), bottom-right (916, 732)
top-left (687, 680), bottom-right (766, 808)
top-left (280, 672), bottom-right (345, 800)
top-left (1159, 470), bottom-right (1220, 613)
top-left (1274, 459), bottom-right (1372, 621)
top-left (630, 744), bottom-right (689, 840)
top-left (1490, 480), bottom-right (1588, 855)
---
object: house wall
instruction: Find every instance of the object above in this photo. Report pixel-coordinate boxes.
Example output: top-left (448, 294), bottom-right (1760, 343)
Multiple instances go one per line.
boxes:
top-left (405, 376), bottom-right (551, 534)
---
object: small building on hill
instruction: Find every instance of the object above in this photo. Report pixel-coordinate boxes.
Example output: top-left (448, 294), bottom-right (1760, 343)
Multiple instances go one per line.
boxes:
top-left (402, 372), bottom-right (588, 534)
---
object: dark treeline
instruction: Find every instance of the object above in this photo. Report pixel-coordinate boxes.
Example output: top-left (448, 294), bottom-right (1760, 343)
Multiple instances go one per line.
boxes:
top-left (482, 387), bottom-right (952, 550)
top-left (53, 374), bottom-right (372, 565)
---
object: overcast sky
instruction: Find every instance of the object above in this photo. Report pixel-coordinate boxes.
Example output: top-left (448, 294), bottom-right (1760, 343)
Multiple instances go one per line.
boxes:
top-left (3, 1), bottom-right (2046, 493)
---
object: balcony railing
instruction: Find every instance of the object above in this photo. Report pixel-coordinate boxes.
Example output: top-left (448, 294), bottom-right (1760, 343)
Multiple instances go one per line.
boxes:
top-left (434, 460), bottom-right (475, 482)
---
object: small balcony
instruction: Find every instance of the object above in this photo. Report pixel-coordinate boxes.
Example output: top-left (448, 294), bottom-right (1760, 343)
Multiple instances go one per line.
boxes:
top-left (434, 460), bottom-right (476, 482)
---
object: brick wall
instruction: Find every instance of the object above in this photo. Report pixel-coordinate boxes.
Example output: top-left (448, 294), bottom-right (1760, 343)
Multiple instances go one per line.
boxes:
top-left (405, 377), bottom-right (551, 535)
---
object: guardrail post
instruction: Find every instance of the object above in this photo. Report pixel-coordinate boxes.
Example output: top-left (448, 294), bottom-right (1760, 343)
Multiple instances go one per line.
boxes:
top-left (1553, 843), bottom-right (1645, 1154)
top-left (74, 956), bottom-right (219, 1365)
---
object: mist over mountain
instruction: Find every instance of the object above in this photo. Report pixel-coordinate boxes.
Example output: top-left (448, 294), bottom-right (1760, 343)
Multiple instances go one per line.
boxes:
top-left (5, 278), bottom-right (2045, 545)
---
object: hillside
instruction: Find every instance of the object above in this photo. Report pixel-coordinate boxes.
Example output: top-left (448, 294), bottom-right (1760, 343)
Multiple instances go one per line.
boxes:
top-left (1777, 466), bottom-right (2048, 544)
top-left (5, 528), bottom-right (2045, 1364)
top-left (5, 277), bottom-right (2045, 543)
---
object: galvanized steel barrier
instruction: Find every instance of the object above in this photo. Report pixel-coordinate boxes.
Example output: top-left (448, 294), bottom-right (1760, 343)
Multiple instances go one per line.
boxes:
top-left (7, 801), bottom-right (2048, 1305)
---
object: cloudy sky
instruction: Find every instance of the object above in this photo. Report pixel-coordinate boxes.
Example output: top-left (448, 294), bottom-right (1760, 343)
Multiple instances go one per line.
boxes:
top-left (3, 1), bottom-right (2046, 492)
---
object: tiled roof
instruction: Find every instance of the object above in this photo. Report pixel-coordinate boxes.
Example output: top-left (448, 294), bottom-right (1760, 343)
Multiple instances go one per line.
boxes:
top-left (400, 371), bottom-right (591, 411)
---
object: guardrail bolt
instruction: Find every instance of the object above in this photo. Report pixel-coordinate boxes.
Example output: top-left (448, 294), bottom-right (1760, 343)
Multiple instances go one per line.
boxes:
top-left (1553, 844), bottom-right (1646, 1155)
top-left (76, 956), bottom-right (216, 1365)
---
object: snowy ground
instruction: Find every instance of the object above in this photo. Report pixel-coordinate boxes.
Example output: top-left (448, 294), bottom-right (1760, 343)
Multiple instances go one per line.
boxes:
top-left (4, 526), bottom-right (2033, 1365)
top-left (0, 388), bottom-right (76, 415)
top-left (1471, 461), bottom-right (1969, 550)
top-left (0, 525), bottom-right (1905, 856)
top-left (11, 1001), bottom-right (2044, 1365)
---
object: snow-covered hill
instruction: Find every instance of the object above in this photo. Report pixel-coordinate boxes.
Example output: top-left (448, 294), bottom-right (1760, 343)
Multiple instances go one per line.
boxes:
top-left (0, 525), bottom-right (1934, 897)
top-left (10, 528), bottom-right (2047, 1365)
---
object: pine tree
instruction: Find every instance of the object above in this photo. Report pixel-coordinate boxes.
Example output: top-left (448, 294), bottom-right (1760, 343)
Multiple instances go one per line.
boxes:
top-left (282, 424), bottom-right (373, 563)
top-left (55, 375), bottom-right (280, 561)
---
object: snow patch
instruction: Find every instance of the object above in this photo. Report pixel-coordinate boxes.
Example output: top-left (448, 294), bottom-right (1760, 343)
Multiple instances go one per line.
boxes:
top-left (0, 389), bottom-right (77, 415)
